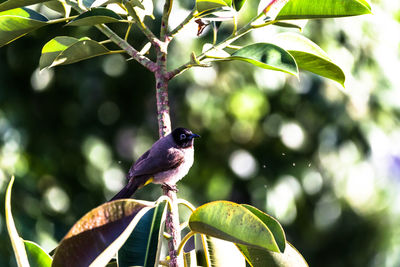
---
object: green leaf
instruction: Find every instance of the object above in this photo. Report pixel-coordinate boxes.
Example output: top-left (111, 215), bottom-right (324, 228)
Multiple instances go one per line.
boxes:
top-left (39, 36), bottom-right (78, 70)
top-left (52, 199), bottom-right (154, 267)
top-left (206, 236), bottom-right (246, 267)
top-left (118, 200), bottom-right (167, 267)
top-left (78, 0), bottom-right (96, 9)
top-left (24, 240), bottom-right (52, 267)
top-left (276, 0), bottom-right (371, 20)
top-left (0, 0), bottom-right (50, 12)
top-left (144, 200), bottom-right (167, 267)
top-left (44, 1), bottom-right (71, 17)
top-left (273, 19), bottom-right (308, 30)
top-left (189, 201), bottom-right (284, 253)
top-left (39, 36), bottom-right (111, 69)
top-left (273, 32), bottom-right (345, 85)
top-left (196, 0), bottom-right (229, 14)
top-left (0, 7), bottom-right (48, 47)
top-left (237, 242), bottom-right (309, 267)
top-left (67, 7), bottom-right (122, 26)
top-left (229, 43), bottom-right (298, 76)
top-left (233, 0), bottom-right (246, 11)
top-left (197, 6), bottom-right (235, 21)
top-left (241, 204), bottom-right (285, 253)
top-left (5, 176), bottom-right (30, 266)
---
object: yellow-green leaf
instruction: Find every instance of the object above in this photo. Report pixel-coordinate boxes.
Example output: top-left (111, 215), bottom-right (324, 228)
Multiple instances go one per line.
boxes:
top-left (39, 36), bottom-right (111, 69)
top-left (276, 0), bottom-right (371, 20)
top-left (0, 0), bottom-right (49, 12)
top-left (24, 240), bottom-right (52, 267)
top-left (237, 242), bottom-right (309, 267)
top-left (189, 201), bottom-right (284, 253)
top-left (273, 32), bottom-right (345, 85)
top-left (0, 7), bottom-right (48, 47)
top-left (229, 43), bottom-right (298, 76)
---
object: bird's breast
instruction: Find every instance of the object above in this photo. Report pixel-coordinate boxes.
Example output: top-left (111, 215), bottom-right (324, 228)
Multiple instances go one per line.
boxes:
top-left (153, 147), bottom-right (194, 185)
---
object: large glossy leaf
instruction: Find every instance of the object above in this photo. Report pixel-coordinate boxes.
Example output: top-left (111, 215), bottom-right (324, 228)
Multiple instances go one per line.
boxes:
top-left (206, 236), bottom-right (246, 267)
top-left (276, 0), bottom-right (371, 20)
top-left (67, 7), bottom-right (122, 26)
top-left (39, 36), bottom-right (111, 69)
top-left (0, 0), bottom-right (49, 12)
top-left (241, 204), bottom-right (285, 253)
top-left (52, 199), bottom-right (154, 267)
top-left (0, 7), bottom-right (48, 47)
top-left (24, 240), bottom-right (52, 267)
top-left (229, 43), bottom-right (298, 76)
top-left (189, 201), bottom-right (285, 253)
top-left (118, 200), bottom-right (167, 267)
top-left (5, 176), bottom-right (30, 266)
top-left (273, 32), bottom-right (345, 85)
top-left (237, 242), bottom-right (309, 267)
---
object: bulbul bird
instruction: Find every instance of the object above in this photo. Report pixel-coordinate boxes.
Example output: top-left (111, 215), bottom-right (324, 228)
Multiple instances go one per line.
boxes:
top-left (110, 127), bottom-right (200, 201)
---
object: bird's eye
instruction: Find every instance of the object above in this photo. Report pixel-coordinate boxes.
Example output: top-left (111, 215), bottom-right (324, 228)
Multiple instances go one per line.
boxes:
top-left (180, 133), bottom-right (186, 140)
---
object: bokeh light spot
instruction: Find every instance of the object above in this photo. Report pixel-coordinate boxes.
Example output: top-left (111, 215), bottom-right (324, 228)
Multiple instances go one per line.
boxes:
top-left (280, 122), bottom-right (305, 150)
top-left (102, 166), bottom-right (125, 193)
top-left (302, 170), bottom-right (323, 195)
top-left (31, 68), bottom-right (54, 92)
top-left (314, 194), bottom-right (341, 230)
top-left (82, 136), bottom-right (112, 171)
top-left (44, 186), bottom-right (70, 214)
top-left (267, 175), bottom-right (301, 225)
top-left (102, 54), bottom-right (127, 77)
top-left (229, 149), bottom-right (258, 179)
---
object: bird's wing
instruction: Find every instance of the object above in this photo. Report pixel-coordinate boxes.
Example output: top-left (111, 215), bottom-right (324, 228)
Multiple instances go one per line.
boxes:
top-left (130, 148), bottom-right (184, 177)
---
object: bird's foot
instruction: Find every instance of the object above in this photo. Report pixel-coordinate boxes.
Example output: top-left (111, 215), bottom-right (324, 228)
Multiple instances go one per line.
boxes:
top-left (162, 183), bottom-right (178, 193)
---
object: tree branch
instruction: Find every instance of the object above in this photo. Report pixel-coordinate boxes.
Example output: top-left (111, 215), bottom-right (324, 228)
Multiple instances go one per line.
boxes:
top-left (160, 0), bottom-right (174, 39)
top-left (96, 24), bottom-right (157, 72)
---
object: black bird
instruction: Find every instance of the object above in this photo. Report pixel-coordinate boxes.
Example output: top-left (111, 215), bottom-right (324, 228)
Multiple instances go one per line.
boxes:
top-left (110, 127), bottom-right (200, 201)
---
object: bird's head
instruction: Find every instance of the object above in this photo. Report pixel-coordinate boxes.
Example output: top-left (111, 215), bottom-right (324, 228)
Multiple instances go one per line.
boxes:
top-left (171, 128), bottom-right (200, 148)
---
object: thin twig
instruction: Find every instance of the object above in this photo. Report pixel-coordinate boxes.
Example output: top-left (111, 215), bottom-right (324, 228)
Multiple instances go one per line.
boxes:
top-left (160, 0), bottom-right (174, 39)
top-left (167, 16), bottom-right (275, 80)
top-left (168, 9), bottom-right (196, 38)
top-left (124, 4), bottom-right (159, 46)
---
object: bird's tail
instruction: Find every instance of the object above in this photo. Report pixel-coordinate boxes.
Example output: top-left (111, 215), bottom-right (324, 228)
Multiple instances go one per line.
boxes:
top-left (108, 175), bottom-right (151, 201)
top-left (109, 180), bottom-right (140, 201)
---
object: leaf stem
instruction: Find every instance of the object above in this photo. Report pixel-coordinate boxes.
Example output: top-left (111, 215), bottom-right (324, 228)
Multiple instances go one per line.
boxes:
top-left (177, 199), bottom-right (196, 212)
top-left (108, 50), bottom-right (126, 54)
top-left (47, 15), bottom-right (78, 24)
top-left (124, 22), bottom-right (133, 41)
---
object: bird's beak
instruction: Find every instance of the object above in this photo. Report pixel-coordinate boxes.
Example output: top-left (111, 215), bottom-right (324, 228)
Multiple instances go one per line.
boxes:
top-left (189, 133), bottom-right (201, 139)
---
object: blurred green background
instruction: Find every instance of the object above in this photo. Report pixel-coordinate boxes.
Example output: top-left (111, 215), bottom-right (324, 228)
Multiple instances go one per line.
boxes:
top-left (1, 0), bottom-right (400, 266)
